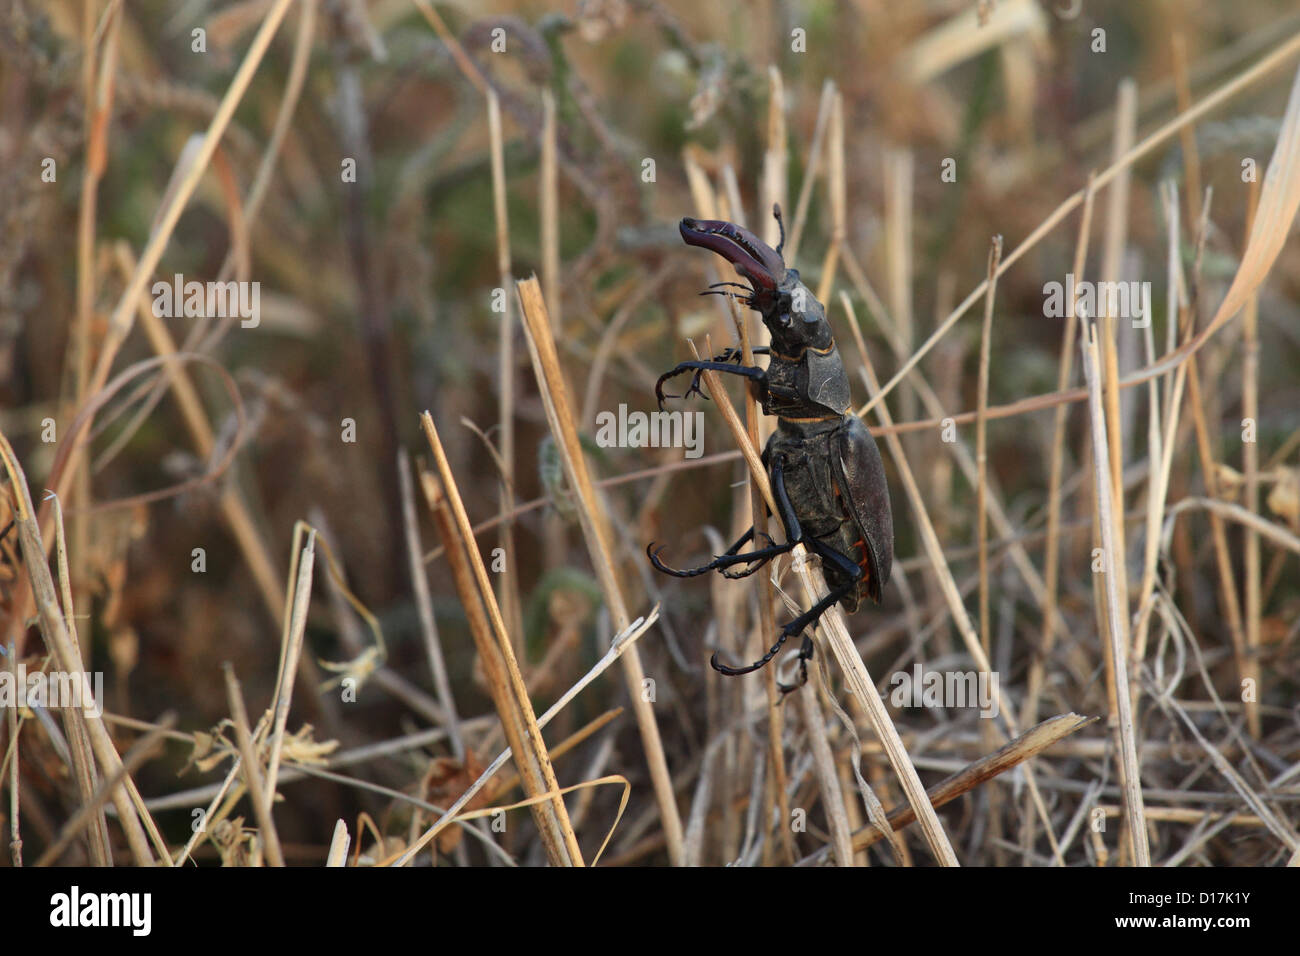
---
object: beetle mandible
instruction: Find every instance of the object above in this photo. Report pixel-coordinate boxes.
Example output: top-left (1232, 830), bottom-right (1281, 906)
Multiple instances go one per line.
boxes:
top-left (648, 205), bottom-right (894, 692)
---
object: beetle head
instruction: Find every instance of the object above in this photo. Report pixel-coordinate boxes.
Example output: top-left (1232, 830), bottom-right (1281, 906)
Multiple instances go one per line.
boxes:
top-left (680, 207), bottom-right (832, 354)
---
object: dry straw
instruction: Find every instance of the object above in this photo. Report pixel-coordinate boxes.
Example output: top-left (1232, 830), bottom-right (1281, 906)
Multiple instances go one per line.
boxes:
top-left (514, 277), bottom-right (687, 865)
top-left (421, 413), bottom-right (583, 866)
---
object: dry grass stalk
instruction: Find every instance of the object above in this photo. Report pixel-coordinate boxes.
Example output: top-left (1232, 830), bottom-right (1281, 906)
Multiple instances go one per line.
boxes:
top-left (721, 164), bottom-right (746, 228)
top-left (45, 495), bottom-right (111, 864)
top-left (901, 0), bottom-right (1046, 84)
top-left (1129, 182), bottom-right (1192, 727)
top-left (411, 0), bottom-right (488, 94)
top-left (974, 235), bottom-right (1005, 860)
top-left (105, 0), bottom-right (315, 465)
top-left (784, 79), bottom-right (836, 265)
top-left (685, 161), bottom-right (790, 858)
top-left (1096, 79), bottom-right (1139, 864)
top-left (5, 631), bottom-right (19, 865)
top-left (814, 91), bottom-right (845, 305)
top-left (761, 67), bottom-right (787, 252)
top-left (796, 667), bottom-right (856, 866)
top-left (845, 714), bottom-right (1095, 855)
top-left (1241, 178), bottom-right (1263, 740)
top-left (1080, 322), bottom-right (1150, 866)
top-left (514, 277), bottom-right (686, 865)
top-left (1162, 498), bottom-right (1300, 555)
top-left (975, 236), bottom-right (1003, 656)
top-left (222, 664), bottom-right (284, 866)
top-left (0, 433), bottom-right (157, 866)
top-left (540, 88), bottom-right (561, 333)
top-left (1028, 175), bottom-right (1097, 732)
top-left (262, 528), bottom-right (316, 808)
top-left (882, 146), bottom-right (914, 422)
top-left (493, 709), bottom-right (625, 797)
top-left (1097, 806), bottom-right (1264, 827)
top-left (98, 0), bottom-right (295, 409)
top-left (1183, 294), bottom-right (1252, 726)
top-left (689, 340), bottom-right (864, 862)
top-left (398, 450), bottom-right (464, 759)
top-left (420, 414), bottom-right (583, 866)
top-left (1099, 77), bottom-right (1136, 656)
top-left (1171, 34), bottom-right (1205, 224)
top-left (326, 820), bottom-right (351, 867)
top-left (488, 89), bottom-right (526, 658)
top-left (69, 2), bottom-right (123, 645)
top-left (217, 0), bottom-right (317, 279)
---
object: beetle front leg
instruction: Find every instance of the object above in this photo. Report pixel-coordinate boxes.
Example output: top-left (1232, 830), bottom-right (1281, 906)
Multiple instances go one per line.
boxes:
top-left (683, 347), bottom-right (770, 404)
top-left (655, 360), bottom-right (768, 410)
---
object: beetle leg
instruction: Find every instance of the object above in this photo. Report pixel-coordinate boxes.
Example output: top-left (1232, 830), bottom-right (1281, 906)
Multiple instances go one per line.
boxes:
top-left (708, 345), bottom-right (770, 363)
top-left (649, 540), bottom-right (796, 579)
top-left (683, 347), bottom-right (771, 398)
top-left (655, 360), bottom-right (767, 410)
top-left (647, 528), bottom-right (791, 580)
top-left (715, 483), bottom-right (865, 688)
top-left (776, 635), bottom-right (816, 695)
top-left (729, 451), bottom-right (804, 573)
top-left (774, 539), bottom-right (867, 692)
top-left (711, 575), bottom-right (855, 679)
top-left (717, 531), bottom-right (779, 579)
top-left (768, 453), bottom-right (804, 544)
top-left (709, 456), bottom-right (820, 677)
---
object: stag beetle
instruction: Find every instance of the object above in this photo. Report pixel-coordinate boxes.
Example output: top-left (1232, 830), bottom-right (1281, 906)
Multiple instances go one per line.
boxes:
top-left (648, 205), bottom-right (893, 692)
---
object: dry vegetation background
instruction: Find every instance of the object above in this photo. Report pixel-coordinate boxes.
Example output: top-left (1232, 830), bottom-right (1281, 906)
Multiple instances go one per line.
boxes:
top-left (2, 0), bottom-right (1300, 867)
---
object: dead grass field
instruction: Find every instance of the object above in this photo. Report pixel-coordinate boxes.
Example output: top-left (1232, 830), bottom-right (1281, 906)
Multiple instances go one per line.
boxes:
top-left (2, 0), bottom-right (1299, 867)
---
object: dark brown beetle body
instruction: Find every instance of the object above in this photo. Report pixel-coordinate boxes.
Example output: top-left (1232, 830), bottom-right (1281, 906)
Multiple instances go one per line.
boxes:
top-left (764, 415), bottom-right (891, 614)
top-left (649, 207), bottom-right (893, 690)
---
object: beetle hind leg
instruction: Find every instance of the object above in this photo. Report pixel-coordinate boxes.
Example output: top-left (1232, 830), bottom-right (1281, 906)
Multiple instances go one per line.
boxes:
top-left (774, 635), bottom-right (815, 695)
top-left (710, 573), bottom-right (855, 682)
top-left (713, 536), bottom-right (862, 691)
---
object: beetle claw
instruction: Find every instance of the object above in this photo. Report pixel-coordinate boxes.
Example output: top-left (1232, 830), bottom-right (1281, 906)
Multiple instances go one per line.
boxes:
top-left (776, 635), bottom-right (815, 694)
top-left (646, 542), bottom-right (689, 577)
top-left (683, 374), bottom-right (712, 402)
top-left (710, 651), bottom-right (757, 677)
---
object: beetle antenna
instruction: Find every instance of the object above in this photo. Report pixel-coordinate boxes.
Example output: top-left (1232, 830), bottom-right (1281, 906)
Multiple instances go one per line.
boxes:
top-left (772, 203), bottom-right (786, 258)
